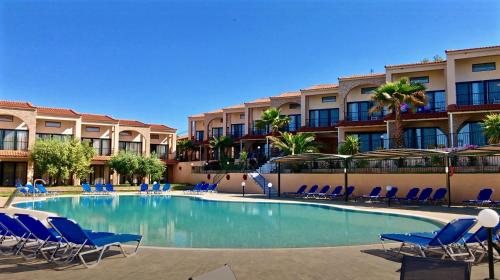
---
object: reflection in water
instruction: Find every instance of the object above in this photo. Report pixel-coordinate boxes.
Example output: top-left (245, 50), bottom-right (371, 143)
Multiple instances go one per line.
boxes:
top-left (16, 196), bottom-right (440, 248)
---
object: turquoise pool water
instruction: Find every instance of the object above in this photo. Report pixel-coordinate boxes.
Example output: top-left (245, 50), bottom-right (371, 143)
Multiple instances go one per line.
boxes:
top-left (15, 195), bottom-right (441, 248)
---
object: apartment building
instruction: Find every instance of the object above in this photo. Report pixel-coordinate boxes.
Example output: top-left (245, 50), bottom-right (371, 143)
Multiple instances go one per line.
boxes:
top-left (0, 101), bottom-right (177, 186)
top-left (187, 45), bottom-right (500, 159)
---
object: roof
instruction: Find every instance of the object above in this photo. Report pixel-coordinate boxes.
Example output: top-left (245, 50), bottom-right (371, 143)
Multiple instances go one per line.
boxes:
top-left (118, 119), bottom-right (149, 127)
top-left (272, 91), bottom-right (301, 98)
top-left (301, 84), bottom-right (339, 91)
top-left (0, 150), bottom-right (30, 158)
top-left (149, 123), bottom-right (176, 132)
top-left (445, 45), bottom-right (500, 54)
top-left (36, 106), bottom-right (80, 117)
top-left (205, 109), bottom-right (223, 115)
top-left (0, 100), bottom-right (36, 110)
top-left (189, 113), bottom-right (205, 118)
top-left (339, 73), bottom-right (385, 81)
top-left (385, 61), bottom-right (446, 69)
top-left (81, 113), bottom-right (118, 124)
top-left (244, 97), bottom-right (271, 105)
top-left (223, 104), bottom-right (245, 110)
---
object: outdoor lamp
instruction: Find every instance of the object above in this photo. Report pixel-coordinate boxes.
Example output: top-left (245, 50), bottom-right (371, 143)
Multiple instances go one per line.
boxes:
top-left (385, 186), bottom-right (393, 207)
top-left (190, 163), bottom-right (194, 166)
top-left (478, 209), bottom-right (499, 280)
top-left (267, 182), bottom-right (273, 199)
top-left (241, 181), bottom-right (246, 197)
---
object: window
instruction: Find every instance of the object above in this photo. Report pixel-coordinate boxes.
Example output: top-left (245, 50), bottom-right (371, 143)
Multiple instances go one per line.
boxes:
top-left (150, 134), bottom-right (160, 140)
top-left (195, 131), bottom-right (204, 141)
top-left (151, 144), bottom-right (168, 159)
top-left (231, 124), bottom-right (244, 138)
top-left (45, 121), bottom-right (61, 128)
top-left (0, 115), bottom-right (13, 122)
top-left (211, 127), bottom-right (223, 138)
top-left (361, 87), bottom-right (377, 94)
top-left (410, 76), bottom-right (429, 84)
top-left (404, 128), bottom-right (448, 149)
top-left (85, 126), bottom-right (100, 132)
top-left (289, 103), bottom-right (301, 109)
top-left (119, 131), bottom-right (132, 136)
top-left (0, 130), bottom-right (29, 151)
top-left (285, 114), bottom-right (301, 132)
top-left (308, 109), bottom-right (339, 127)
top-left (82, 138), bottom-right (112, 155)
top-left (472, 62), bottom-right (496, 72)
top-left (347, 101), bottom-right (386, 121)
top-left (457, 122), bottom-right (487, 147)
top-left (321, 96), bottom-right (336, 103)
top-left (119, 141), bottom-right (142, 155)
top-left (239, 114), bottom-right (245, 119)
top-left (417, 91), bottom-right (446, 113)
top-left (456, 79), bottom-right (500, 106)
top-left (347, 132), bottom-right (387, 152)
top-left (36, 133), bottom-right (72, 141)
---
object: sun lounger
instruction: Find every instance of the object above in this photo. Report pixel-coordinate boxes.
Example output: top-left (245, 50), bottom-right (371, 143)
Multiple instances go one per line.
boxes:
top-left (14, 213), bottom-right (64, 259)
top-left (36, 183), bottom-right (57, 196)
top-left (360, 186), bottom-right (382, 201)
top-left (185, 182), bottom-right (203, 193)
top-left (26, 184), bottom-right (40, 196)
top-left (463, 188), bottom-right (493, 206)
top-left (400, 255), bottom-right (471, 280)
top-left (95, 183), bottom-right (107, 194)
top-left (315, 185), bottom-right (331, 199)
top-left (162, 183), bottom-right (171, 193)
top-left (284, 185), bottom-right (307, 197)
top-left (208, 183), bottom-right (218, 193)
top-left (0, 213), bottom-right (33, 255)
top-left (325, 186), bottom-right (343, 199)
top-left (383, 187), bottom-right (398, 200)
top-left (139, 183), bottom-right (149, 194)
top-left (105, 183), bottom-right (115, 192)
top-left (15, 183), bottom-right (28, 196)
top-left (199, 183), bottom-right (210, 193)
top-left (380, 217), bottom-right (477, 261)
top-left (396, 187), bottom-right (420, 203)
top-left (416, 187), bottom-right (433, 203)
top-left (47, 217), bottom-right (142, 268)
top-left (429, 188), bottom-right (447, 204)
top-left (150, 183), bottom-right (161, 194)
top-left (304, 185), bottom-right (319, 198)
top-left (82, 183), bottom-right (94, 194)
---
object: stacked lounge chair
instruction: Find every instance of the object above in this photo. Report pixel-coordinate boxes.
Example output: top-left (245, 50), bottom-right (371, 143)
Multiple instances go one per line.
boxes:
top-left (284, 185), bottom-right (307, 197)
top-left (464, 188), bottom-right (494, 206)
top-left (396, 187), bottom-right (420, 203)
top-left (360, 186), bottom-right (382, 201)
top-left (325, 186), bottom-right (343, 199)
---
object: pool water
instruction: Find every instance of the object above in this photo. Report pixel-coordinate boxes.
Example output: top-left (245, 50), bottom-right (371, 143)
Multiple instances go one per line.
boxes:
top-left (15, 195), bottom-right (441, 248)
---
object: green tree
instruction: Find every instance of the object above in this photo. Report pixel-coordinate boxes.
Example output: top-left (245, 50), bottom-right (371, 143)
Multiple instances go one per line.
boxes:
top-left (338, 135), bottom-right (360, 155)
top-left (483, 113), bottom-right (500, 144)
top-left (137, 153), bottom-right (166, 182)
top-left (370, 77), bottom-right (427, 148)
top-left (269, 132), bottom-right (318, 155)
top-left (209, 135), bottom-right (233, 160)
top-left (30, 139), bottom-right (95, 185)
top-left (109, 152), bottom-right (139, 184)
top-left (433, 55), bottom-right (444, 62)
top-left (239, 151), bottom-right (248, 170)
top-left (177, 139), bottom-right (195, 161)
top-left (255, 108), bottom-right (291, 133)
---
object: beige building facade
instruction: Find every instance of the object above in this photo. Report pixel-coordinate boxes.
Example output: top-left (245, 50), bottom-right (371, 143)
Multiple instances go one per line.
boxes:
top-left (0, 101), bottom-right (177, 186)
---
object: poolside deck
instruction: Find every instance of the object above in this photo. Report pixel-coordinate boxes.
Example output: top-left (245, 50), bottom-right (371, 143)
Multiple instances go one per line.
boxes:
top-left (0, 192), bottom-right (497, 279)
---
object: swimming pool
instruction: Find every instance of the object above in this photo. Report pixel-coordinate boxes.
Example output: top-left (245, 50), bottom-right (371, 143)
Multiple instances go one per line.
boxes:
top-left (15, 195), bottom-right (441, 248)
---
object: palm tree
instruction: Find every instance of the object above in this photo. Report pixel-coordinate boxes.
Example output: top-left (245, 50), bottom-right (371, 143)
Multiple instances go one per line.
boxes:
top-left (483, 113), bottom-right (500, 144)
top-left (176, 139), bottom-right (195, 161)
top-left (370, 77), bottom-right (427, 148)
top-left (209, 136), bottom-right (233, 159)
top-left (269, 132), bottom-right (318, 155)
top-left (338, 135), bottom-right (360, 155)
top-left (255, 108), bottom-right (291, 134)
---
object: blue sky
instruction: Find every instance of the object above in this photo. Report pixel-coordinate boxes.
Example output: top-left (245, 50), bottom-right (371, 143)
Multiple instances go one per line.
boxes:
top-left (1, 0), bottom-right (499, 134)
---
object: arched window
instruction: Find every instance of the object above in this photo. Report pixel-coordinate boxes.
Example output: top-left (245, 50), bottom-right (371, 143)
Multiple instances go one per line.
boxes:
top-left (457, 122), bottom-right (487, 147)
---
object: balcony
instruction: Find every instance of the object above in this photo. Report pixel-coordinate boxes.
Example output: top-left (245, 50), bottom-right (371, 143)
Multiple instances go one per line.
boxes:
top-left (249, 126), bottom-right (269, 136)
top-left (228, 130), bottom-right (245, 138)
top-left (0, 140), bottom-right (29, 151)
top-left (456, 92), bottom-right (500, 107)
top-left (416, 101), bottom-right (447, 113)
top-left (305, 118), bottom-right (339, 128)
top-left (345, 111), bottom-right (384, 122)
top-left (92, 147), bottom-right (113, 156)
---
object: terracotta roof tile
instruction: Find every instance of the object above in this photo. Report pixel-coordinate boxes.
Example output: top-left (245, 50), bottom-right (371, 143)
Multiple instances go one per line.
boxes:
top-left (445, 45), bottom-right (500, 54)
top-left (149, 124), bottom-right (176, 132)
top-left (339, 73), bottom-right (386, 80)
top-left (385, 61), bottom-right (446, 69)
top-left (0, 100), bottom-right (36, 110)
top-left (272, 91), bottom-right (301, 98)
top-left (81, 113), bottom-right (118, 124)
top-left (36, 106), bottom-right (80, 117)
top-left (118, 119), bottom-right (149, 127)
top-left (244, 97), bottom-right (271, 105)
top-left (301, 84), bottom-right (339, 91)
top-left (0, 150), bottom-right (30, 158)
top-left (223, 104), bottom-right (245, 110)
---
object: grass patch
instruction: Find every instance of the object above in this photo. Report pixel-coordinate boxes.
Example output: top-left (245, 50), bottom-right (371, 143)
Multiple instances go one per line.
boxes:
top-left (171, 184), bottom-right (192, 191)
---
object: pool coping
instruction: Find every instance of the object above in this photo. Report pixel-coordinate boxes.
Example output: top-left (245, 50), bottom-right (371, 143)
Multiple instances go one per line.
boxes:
top-left (8, 192), bottom-right (470, 251)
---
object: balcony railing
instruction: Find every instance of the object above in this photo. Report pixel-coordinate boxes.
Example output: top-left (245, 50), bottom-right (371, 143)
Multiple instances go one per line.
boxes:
top-left (305, 118), bottom-right (339, 128)
top-left (92, 147), bottom-right (113, 156)
top-left (0, 140), bottom-right (29, 151)
top-left (345, 111), bottom-right (384, 121)
top-left (228, 130), bottom-right (245, 138)
top-left (457, 92), bottom-right (500, 107)
top-left (249, 126), bottom-right (268, 136)
top-left (453, 131), bottom-right (488, 147)
top-left (416, 101), bottom-right (447, 113)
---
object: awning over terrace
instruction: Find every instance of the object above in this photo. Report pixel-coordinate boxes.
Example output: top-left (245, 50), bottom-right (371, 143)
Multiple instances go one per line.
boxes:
top-left (270, 144), bottom-right (500, 207)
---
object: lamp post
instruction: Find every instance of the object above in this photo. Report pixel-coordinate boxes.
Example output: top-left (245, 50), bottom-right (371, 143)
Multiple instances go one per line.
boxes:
top-left (386, 186), bottom-right (393, 207)
top-left (267, 182), bottom-right (272, 199)
top-left (478, 209), bottom-right (499, 280)
top-left (241, 181), bottom-right (246, 197)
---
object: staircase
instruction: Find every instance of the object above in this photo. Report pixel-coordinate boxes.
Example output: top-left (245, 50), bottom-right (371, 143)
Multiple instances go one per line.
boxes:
top-left (249, 171), bottom-right (278, 196)
top-left (212, 172), bottom-right (227, 184)
top-left (256, 157), bottom-right (277, 174)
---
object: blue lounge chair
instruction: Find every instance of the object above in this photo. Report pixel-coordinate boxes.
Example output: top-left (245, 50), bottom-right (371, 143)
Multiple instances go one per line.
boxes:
top-left (199, 183), bottom-right (209, 193)
top-left (48, 217), bottom-right (142, 268)
top-left (105, 183), bottom-right (115, 192)
top-left (151, 183), bottom-right (161, 194)
top-left (15, 183), bottom-right (28, 196)
top-left (325, 186), bottom-right (343, 199)
top-left (361, 186), bottom-right (382, 201)
top-left (139, 183), bottom-right (149, 193)
top-left (14, 213), bottom-right (63, 259)
top-left (185, 182), bottom-right (203, 193)
top-left (464, 188), bottom-right (493, 206)
top-left (416, 187), bottom-right (433, 203)
top-left (304, 185), bottom-right (319, 198)
top-left (0, 213), bottom-right (33, 255)
top-left (383, 187), bottom-right (399, 200)
top-left (429, 188), bottom-right (447, 204)
top-left (95, 183), bottom-right (107, 194)
top-left (36, 183), bottom-right (57, 196)
top-left (380, 217), bottom-right (477, 261)
top-left (208, 183), bottom-right (218, 193)
top-left (396, 187), bottom-right (420, 203)
top-left (336, 186), bottom-right (355, 200)
top-left (26, 184), bottom-right (40, 196)
top-left (82, 183), bottom-right (93, 194)
top-left (284, 185), bottom-right (307, 197)
top-left (162, 183), bottom-right (171, 193)
top-left (315, 185), bottom-right (331, 199)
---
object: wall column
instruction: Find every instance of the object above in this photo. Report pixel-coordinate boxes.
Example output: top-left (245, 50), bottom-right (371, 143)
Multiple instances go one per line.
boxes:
top-left (446, 58), bottom-right (457, 105)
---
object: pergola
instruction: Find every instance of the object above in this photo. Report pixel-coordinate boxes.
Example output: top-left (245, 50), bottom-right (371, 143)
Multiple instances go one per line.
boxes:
top-left (271, 144), bottom-right (500, 207)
